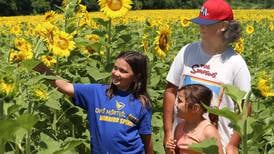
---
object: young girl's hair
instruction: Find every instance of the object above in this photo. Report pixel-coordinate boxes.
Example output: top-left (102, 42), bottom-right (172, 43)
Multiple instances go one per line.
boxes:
top-left (179, 84), bottom-right (212, 112)
top-left (107, 51), bottom-right (151, 107)
top-left (223, 20), bottom-right (242, 43)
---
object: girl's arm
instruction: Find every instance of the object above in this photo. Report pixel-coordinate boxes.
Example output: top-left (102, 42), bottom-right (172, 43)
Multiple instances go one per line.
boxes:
top-left (204, 125), bottom-right (224, 154)
top-left (54, 79), bottom-right (74, 97)
top-left (33, 63), bottom-right (74, 97)
top-left (141, 134), bottom-right (153, 154)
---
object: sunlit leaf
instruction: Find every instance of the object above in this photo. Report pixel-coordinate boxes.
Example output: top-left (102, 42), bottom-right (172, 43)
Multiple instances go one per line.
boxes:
top-left (222, 84), bottom-right (246, 112)
top-left (54, 138), bottom-right (85, 154)
top-left (152, 112), bottom-right (163, 127)
top-left (38, 133), bottom-right (61, 154)
top-left (203, 105), bottom-right (241, 132)
top-left (20, 59), bottom-right (41, 72)
top-left (189, 138), bottom-right (218, 154)
top-left (0, 114), bottom-right (38, 141)
top-left (86, 67), bottom-right (110, 81)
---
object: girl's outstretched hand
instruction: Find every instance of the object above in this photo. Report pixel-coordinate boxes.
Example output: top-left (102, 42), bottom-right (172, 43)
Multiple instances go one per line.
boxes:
top-left (33, 62), bottom-right (74, 97)
top-left (33, 62), bottom-right (54, 75)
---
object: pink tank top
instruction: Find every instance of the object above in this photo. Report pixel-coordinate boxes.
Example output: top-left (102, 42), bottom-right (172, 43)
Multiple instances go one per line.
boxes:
top-left (175, 120), bottom-right (213, 154)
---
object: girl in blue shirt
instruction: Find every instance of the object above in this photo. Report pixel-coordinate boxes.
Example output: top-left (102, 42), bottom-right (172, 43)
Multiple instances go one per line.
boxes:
top-left (35, 51), bottom-right (153, 154)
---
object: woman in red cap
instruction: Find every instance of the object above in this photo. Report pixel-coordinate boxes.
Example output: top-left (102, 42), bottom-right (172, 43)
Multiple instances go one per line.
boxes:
top-left (163, 0), bottom-right (251, 153)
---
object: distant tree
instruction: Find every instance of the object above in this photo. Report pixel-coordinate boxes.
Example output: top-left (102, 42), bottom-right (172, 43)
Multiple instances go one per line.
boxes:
top-left (0, 0), bottom-right (272, 16)
top-left (31, 0), bottom-right (51, 14)
top-left (0, 0), bottom-right (17, 16)
top-left (82, 0), bottom-right (99, 11)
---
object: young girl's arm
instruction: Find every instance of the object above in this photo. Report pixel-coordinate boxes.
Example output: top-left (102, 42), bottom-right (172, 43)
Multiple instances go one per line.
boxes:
top-left (54, 79), bottom-right (74, 97)
top-left (204, 125), bottom-right (224, 154)
top-left (141, 134), bottom-right (153, 154)
top-left (33, 63), bottom-right (74, 96)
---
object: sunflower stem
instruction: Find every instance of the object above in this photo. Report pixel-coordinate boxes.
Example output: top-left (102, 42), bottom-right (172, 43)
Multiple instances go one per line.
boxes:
top-left (0, 140), bottom-right (4, 154)
top-left (0, 98), bottom-right (3, 119)
top-left (0, 99), bottom-right (4, 153)
top-left (34, 38), bottom-right (43, 58)
top-left (106, 18), bottom-right (112, 67)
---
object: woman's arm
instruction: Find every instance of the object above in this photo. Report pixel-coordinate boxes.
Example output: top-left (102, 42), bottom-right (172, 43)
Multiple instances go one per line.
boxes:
top-left (226, 131), bottom-right (240, 154)
top-left (141, 134), bottom-right (153, 154)
top-left (163, 83), bottom-right (177, 148)
top-left (226, 101), bottom-right (252, 154)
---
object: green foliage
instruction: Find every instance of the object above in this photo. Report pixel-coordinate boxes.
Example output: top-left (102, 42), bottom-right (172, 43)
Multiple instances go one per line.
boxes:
top-left (189, 138), bottom-right (218, 154)
top-left (0, 2), bottom-right (273, 154)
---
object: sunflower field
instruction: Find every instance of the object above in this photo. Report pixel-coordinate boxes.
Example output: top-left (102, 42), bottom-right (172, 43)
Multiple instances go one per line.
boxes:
top-left (0, 0), bottom-right (273, 153)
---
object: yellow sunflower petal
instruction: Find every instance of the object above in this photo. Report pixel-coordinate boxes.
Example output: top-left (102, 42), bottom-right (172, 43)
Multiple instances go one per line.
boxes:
top-left (98, 0), bottom-right (132, 18)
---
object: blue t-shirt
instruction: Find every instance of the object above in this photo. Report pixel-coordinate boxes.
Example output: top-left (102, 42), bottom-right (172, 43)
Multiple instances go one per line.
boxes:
top-left (73, 83), bottom-right (152, 154)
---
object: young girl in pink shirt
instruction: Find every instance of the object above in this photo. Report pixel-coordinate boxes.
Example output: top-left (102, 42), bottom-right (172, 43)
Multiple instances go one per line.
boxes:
top-left (165, 84), bottom-right (223, 154)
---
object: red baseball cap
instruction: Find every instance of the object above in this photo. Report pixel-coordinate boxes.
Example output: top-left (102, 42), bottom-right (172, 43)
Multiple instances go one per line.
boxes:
top-left (191, 0), bottom-right (234, 25)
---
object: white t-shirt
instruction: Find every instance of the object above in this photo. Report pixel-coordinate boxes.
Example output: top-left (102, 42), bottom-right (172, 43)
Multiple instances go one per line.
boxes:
top-left (166, 42), bottom-right (251, 148)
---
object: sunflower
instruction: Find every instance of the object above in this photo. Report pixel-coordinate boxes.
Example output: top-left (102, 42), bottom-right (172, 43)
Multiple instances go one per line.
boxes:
top-left (246, 25), bottom-right (254, 34)
top-left (78, 12), bottom-right (90, 26)
top-left (258, 79), bottom-right (274, 97)
top-left (49, 30), bottom-right (75, 58)
top-left (269, 23), bottom-right (273, 31)
top-left (154, 24), bottom-right (171, 59)
top-left (35, 22), bottom-right (58, 43)
top-left (85, 34), bottom-right (100, 42)
top-left (10, 24), bottom-right (22, 36)
top-left (0, 81), bottom-right (14, 96)
top-left (141, 34), bottom-right (149, 53)
top-left (181, 18), bottom-right (190, 27)
top-left (41, 55), bottom-right (57, 67)
top-left (234, 38), bottom-right (244, 54)
top-left (44, 10), bottom-right (56, 22)
top-left (18, 50), bottom-right (33, 60)
top-left (9, 51), bottom-right (22, 63)
top-left (34, 88), bottom-right (48, 101)
top-left (15, 38), bottom-right (32, 51)
top-left (98, 0), bottom-right (132, 18)
top-left (25, 23), bottom-right (35, 36)
top-left (78, 4), bottom-right (88, 13)
top-left (257, 72), bottom-right (274, 97)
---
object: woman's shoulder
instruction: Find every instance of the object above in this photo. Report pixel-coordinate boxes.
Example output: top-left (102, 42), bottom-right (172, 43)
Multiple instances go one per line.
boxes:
top-left (181, 41), bottom-right (201, 52)
top-left (222, 48), bottom-right (248, 66)
top-left (176, 41), bottom-right (201, 58)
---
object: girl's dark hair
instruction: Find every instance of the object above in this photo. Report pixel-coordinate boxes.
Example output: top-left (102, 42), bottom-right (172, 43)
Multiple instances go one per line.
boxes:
top-left (223, 20), bottom-right (242, 43)
top-left (179, 84), bottom-right (212, 112)
top-left (107, 51), bottom-right (151, 107)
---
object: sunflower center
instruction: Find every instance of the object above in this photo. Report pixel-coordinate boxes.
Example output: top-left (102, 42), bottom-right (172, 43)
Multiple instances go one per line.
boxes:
top-left (57, 37), bottom-right (69, 50)
top-left (107, 0), bottom-right (122, 11)
top-left (159, 34), bottom-right (168, 50)
top-left (46, 56), bottom-right (52, 61)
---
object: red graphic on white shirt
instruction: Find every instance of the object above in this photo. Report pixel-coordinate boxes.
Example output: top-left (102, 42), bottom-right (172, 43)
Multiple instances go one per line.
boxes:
top-left (190, 64), bottom-right (217, 78)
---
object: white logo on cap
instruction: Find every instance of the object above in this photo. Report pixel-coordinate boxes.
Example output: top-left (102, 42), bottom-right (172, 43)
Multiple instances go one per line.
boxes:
top-left (200, 6), bottom-right (208, 16)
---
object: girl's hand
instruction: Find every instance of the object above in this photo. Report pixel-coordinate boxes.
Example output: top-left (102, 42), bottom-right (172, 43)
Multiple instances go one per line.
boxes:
top-left (165, 139), bottom-right (177, 154)
top-left (165, 139), bottom-right (176, 149)
top-left (33, 62), bottom-right (54, 75)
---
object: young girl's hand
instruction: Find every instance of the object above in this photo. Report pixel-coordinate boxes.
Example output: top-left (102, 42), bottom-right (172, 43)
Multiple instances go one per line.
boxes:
top-left (165, 139), bottom-right (176, 154)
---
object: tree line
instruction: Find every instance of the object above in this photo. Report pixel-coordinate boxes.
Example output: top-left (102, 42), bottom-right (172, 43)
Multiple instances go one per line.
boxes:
top-left (0, 0), bottom-right (273, 16)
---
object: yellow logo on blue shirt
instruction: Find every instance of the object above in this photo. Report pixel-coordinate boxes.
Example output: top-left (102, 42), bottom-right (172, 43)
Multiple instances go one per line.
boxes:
top-left (116, 100), bottom-right (125, 110)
